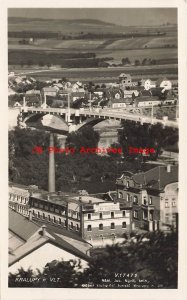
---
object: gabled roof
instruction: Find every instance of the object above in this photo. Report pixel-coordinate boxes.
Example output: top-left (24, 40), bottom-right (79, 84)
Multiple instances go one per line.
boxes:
top-left (9, 209), bottom-right (91, 267)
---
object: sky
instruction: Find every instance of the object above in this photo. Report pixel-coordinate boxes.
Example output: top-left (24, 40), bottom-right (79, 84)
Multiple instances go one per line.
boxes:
top-left (8, 8), bottom-right (177, 26)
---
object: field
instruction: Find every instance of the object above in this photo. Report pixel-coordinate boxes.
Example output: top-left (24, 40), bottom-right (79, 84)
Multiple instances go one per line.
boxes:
top-left (9, 65), bottom-right (178, 83)
top-left (97, 48), bottom-right (177, 61)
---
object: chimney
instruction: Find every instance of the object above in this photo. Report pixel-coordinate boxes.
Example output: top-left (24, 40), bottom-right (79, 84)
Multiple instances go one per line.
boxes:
top-left (167, 164), bottom-right (171, 173)
top-left (41, 225), bottom-right (47, 236)
top-left (48, 133), bottom-right (55, 193)
top-left (28, 210), bottom-right (32, 221)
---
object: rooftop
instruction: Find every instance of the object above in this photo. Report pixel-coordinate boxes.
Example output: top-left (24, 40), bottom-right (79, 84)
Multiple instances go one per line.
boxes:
top-left (9, 209), bottom-right (91, 267)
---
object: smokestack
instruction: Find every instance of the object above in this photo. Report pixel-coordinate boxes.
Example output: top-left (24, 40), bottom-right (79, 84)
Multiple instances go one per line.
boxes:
top-left (48, 133), bottom-right (55, 193)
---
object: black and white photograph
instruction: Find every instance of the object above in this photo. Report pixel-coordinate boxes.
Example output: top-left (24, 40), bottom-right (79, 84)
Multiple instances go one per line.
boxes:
top-left (1, 1), bottom-right (187, 299)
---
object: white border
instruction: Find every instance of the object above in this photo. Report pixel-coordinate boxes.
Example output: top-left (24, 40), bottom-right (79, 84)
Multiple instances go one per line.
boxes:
top-left (1, 1), bottom-right (187, 300)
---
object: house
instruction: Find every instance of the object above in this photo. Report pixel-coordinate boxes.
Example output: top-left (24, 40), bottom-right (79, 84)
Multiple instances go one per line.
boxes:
top-left (13, 102), bottom-right (22, 108)
top-left (134, 96), bottom-right (162, 107)
top-left (156, 77), bottom-right (172, 91)
top-left (108, 99), bottom-right (128, 109)
top-left (141, 79), bottom-right (156, 90)
top-left (123, 90), bottom-right (139, 99)
top-left (26, 89), bottom-right (41, 96)
top-left (8, 87), bottom-right (16, 96)
top-left (116, 165), bottom-right (178, 232)
top-left (72, 81), bottom-right (83, 92)
top-left (42, 87), bottom-right (57, 97)
top-left (71, 92), bottom-right (85, 102)
top-left (119, 73), bottom-right (132, 86)
top-left (9, 208), bottom-right (91, 273)
top-left (9, 183), bottom-right (39, 217)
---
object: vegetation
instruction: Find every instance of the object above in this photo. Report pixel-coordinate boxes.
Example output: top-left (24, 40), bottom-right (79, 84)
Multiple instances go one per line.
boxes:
top-left (9, 230), bottom-right (178, 288)
top-left (118, 122), bottom-right (178, 160)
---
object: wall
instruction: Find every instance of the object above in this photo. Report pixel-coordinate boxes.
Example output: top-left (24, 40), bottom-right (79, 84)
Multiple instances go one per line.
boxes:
top-left (9, 243), bottom-right (88, 273)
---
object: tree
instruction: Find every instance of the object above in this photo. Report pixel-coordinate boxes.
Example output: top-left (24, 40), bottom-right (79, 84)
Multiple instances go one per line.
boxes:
top-left (134, 59), bottom-right (140, 66)
top-left (122, 57), bottom-right (131, 65)
top-left (65, 125), bottom-right (100, 152)
top-left (118, 121), bottom-right (178, 161)
top-left (9, 231), bottom-right (178, 288)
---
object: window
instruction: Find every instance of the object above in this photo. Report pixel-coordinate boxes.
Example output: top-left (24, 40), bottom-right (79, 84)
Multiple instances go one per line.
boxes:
top-left (53, 216), bottom-right (56, 223)
top-left (111, 234), bottom-right (116, 241)
top-left (111, 222), bottom-right (115, 229)
top-left (126, 181), bottom-right (129, 188)
top-left (122, 210), bottom-right (126, 217)
top-left (118, 192), bottom-right (123, 199)
top-left (172, 201), bottom-right (176, 207)
top-left (165, 213), bottom-right (170, 223)
top-left (37, 212), bottom-right (40, 218)
top-left (133, 211), bottom-right (138, 219)
top-left (149, 211), bottom-right (154, 221)
top-left (48, 215), bottom-right (51, 222)
top-left (133, 196), bottom-right (138, 204)
top-left (127, 194), bottom-right (130, 202)
top-left (111, 212), bottom-right (114, 218)
top-left (143, 210), bottom-right (148, 220)
top-left (59, 218), bottom-right (61, 225)
top-left (88, 213), bottom-right (91, 220)
top-left (122, 222), bottom-right (126, 228)
top-left (99, 224), bottom-right (103, 230)
top-left (42, 213), bottom-right (45, 219)
top-left (39, 203), bottom-right (43, 209)
top-left (149, 197), bottom-right (152, 205)
top-left (143, 197), bottom-right (147, 205)
top-left (87, 225), bottom-right (92, 231)
top-left (99, 213), bottom-right (103, 219)
top-left (76, 224), bottom-right (79, 231)
top-left (165, 202), bottom-right (169, 208)
top-left (70, 222), bottom-right (73, 229)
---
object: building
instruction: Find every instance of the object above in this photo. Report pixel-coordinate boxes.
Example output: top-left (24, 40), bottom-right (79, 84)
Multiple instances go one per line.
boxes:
top-left (134, 96), bottom-right (162, 107)
top-left (141, 79), bottom-right (156, 90)
top-left (156, 77), bottom-right (172, 91)
top-left (81, 197), bottom-right (131, 247)
top-left (8, 183), bottom-right (38, 217)
top-left (9, 208), bottom-right (91, 273)
top-left (116, 165), bottom-right (178, 232)
top-left (119, 73), bottom-right (132, 86)
top-left (108, 99), bottom-right (127, 109)
top-left (159, 182), bottom-right (178, 231)
top-left (20, 189), bottom-right (131, 248)
top-left (42, 87), bottom-right (57, 97)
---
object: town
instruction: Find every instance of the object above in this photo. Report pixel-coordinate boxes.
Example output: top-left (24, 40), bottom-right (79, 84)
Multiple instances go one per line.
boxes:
top-left (8, 8), bottom-right (179, 289)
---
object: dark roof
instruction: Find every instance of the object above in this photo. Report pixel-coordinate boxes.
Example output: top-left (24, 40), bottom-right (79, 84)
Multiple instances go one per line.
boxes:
top-left (139, 90), bottom-right (152, 97)
top-left (133, 165), bottom-right (178, 190)
top-left (9, 208), bottom-right (40, 241)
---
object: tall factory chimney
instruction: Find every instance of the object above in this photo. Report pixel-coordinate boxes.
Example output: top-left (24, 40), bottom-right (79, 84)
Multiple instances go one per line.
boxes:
top-left (48, 133), bottom-right (55, 193)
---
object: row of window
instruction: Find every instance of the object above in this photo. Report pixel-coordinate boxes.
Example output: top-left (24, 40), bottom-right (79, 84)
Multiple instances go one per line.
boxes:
top-left (87, 211), bottom-right (126, 220)
top-left (87, 222), bottom-right (127, 231)
top-left (165, 201), bottom-right (176, 208)
top-left (118, 192), bottom-right (153, 205)
top-left (32, 201), bottom-right (66, 215)
top-left (9, 194), bottom-right (28, 204)
top-left (32, 210), bottom-right (80, 231)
